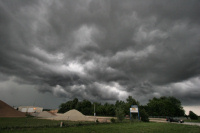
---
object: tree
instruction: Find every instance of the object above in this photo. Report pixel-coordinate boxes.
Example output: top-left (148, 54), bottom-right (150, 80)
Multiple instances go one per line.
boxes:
top-left (104, 103), bottom-right (115, 116)
top-left (115, 100), bottom-right (126, 108)
top-left (139, 109), bottom-right (149, 122)
top-left (147, 96), bottom-right (185, 117)
top-left (58, 101), bottom-right (73, 113)
top-left (58, 98), bottom-right (79, 113)
top-left (58, 103), bottom-right (68, 113)
top-left (72, 98), bottom-right (78, 109)
top-left (93, 102), bottom-right (103, 116)
top-left (189, 111), bottom-right (198, 120)
top-left (96, 104), bottom-right (106, 116)
top-left (76, 100), bottom-right (92, 115)
top-left (115, 106), bottom-right (125, 122)
top-left (125, 96), bottom-right (139, 115)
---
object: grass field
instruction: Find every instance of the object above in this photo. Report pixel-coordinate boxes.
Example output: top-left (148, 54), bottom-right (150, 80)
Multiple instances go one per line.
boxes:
top-left (185, 119), bottom-right (200, 123)
top-left (0, 117), bottom-right (95, 129)
top-left (0, 117), bottom-right (200, 133)
top-left (184, 116), bottom-right (200, 123)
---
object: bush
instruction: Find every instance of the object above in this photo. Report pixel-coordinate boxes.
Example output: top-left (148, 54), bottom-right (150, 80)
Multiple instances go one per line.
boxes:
top-left (110, 118), bottom-right (116, 123)
top-left (25, 113), bottom-right (34, 118)
top-left (140, 109), bottom-right (149, 122)
top-left (115, 107), bottom-right (125, 122)
top-left (189, 111), bottom-right (198, 120)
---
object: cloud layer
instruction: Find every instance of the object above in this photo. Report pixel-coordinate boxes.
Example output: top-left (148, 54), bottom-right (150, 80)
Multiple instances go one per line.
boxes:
top-left (0, 0), bottom-right (200, 106)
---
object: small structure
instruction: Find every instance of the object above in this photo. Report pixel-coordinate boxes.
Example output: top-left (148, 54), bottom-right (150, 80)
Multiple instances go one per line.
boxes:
top-left (18, 106), bottom-right (43, 113)
top-left (130, 105), bottom-right (140, 120)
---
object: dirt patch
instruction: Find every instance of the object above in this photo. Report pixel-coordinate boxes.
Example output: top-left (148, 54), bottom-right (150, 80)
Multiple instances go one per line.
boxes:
top-left (0, 100), bottom-right (26, 117)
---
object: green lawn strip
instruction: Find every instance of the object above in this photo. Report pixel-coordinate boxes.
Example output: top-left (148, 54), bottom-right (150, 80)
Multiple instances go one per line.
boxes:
top-left (0, 117), bottom-right (95, 129)
top-left (184, 119), bottom-right (200, 123)
top-left (1, 121), bottom-right (200, 133)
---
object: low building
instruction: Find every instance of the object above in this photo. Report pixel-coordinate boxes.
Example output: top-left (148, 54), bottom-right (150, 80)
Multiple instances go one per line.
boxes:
top-left (18, 106), bottom-right (43, 113)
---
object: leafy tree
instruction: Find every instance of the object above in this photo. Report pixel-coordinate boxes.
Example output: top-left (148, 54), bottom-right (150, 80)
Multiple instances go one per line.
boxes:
top-left (58, 101), bottom-right (73, 113)
top-left (76, 100), bottom-right (92, 115)
top-left (115, 106), bottom-right (125, 122)
top-left (96, 104), bottom-right (106, 116)
top-left (189, 111), bottom-right (198, 120)
top-left (139, 109), bottom-right (149, 122)
top-left (58, 98), bottom-right (79, 113)
top-left (58, 103), bottom-right (67, 113)
top-left (147, 96), bottom-right (185, 117)
top-left (93, 102), bottom-right (103, 116)
top-left (125, 96), bottom-right (139, 115)
top-left (115, 100), bottom-right (126, 108)
top-left (104, 103), bottom-right (115, 116)
top-left (72, 98), bottom-right (78, 109)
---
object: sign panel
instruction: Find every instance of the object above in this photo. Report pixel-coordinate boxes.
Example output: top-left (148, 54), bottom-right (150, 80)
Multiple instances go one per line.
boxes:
top-left (130, 106), bottom-right (138, 113)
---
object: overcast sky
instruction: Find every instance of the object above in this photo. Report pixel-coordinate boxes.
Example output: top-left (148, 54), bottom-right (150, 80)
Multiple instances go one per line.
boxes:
top-left (0, 0), bottom-right (200, 111)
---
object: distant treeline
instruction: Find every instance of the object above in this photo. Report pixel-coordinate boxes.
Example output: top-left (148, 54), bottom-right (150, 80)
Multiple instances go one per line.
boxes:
top-left (58, 96), bottom-right (185, 118)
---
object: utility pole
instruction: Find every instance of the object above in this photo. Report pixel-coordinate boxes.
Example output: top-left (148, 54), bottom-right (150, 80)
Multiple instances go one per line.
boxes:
top-left (94, 103), bottom-right (96, 116)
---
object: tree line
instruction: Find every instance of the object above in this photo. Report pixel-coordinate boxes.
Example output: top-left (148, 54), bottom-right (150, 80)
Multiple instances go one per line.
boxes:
top-left (58, 96), bottom-right (139, 116)
top-left (58, 96), bottom-right (186, 122)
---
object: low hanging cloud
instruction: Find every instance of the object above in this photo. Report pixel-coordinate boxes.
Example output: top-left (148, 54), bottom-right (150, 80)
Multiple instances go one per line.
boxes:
top-left (0, 0), bottom-right (200, 106)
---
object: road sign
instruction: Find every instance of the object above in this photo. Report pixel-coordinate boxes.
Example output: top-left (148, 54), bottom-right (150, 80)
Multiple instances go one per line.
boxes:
top-left (130, 106), bottom-right (138, 113)
top-left (130, 105), bottom-right (140, 120)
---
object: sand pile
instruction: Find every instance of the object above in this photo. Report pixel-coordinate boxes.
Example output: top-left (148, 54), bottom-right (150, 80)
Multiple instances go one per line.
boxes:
top-left (0, 100), bottom-right (26, 117)
top-left (33, 111), bottom-right (55, 118)
top-left (52, 109), bottom-right (88, 121)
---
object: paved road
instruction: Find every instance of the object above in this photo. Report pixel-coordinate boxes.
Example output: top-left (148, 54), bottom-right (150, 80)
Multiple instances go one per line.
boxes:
top-left (149, 118), bottom-right (200, 127)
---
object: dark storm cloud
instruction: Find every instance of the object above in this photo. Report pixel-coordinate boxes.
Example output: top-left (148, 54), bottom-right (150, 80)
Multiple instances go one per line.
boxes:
top-left (0, 0), bottom-right (200, 105)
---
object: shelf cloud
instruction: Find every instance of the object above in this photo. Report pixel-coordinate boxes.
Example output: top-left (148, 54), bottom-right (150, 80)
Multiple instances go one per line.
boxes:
top-left (0, 0), bottom-right (200, 107)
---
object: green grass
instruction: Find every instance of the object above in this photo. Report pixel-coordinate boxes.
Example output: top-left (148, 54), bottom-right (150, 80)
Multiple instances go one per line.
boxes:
top-left (0, 117), bottom-right (95, 129)
top-left (0, 118), bottom-right (200, 133)
top-left (185, 119), bottom-right (200, 123)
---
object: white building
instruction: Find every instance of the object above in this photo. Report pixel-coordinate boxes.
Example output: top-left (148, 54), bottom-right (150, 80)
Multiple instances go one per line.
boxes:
top-left (18, 106), bottom-right (43, 113)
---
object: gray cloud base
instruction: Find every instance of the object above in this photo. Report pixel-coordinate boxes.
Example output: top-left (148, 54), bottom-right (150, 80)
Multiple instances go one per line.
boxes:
top-left (0, 0), bottom-right (200, 106)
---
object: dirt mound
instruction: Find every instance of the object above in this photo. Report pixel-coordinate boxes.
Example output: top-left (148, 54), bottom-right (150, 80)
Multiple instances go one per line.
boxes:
top-left (0, 100), bottom-right (26, 117)
top-left (53, 109), bottom-right (88, 121)
top-left (35, 111), bottom-right (55, 118)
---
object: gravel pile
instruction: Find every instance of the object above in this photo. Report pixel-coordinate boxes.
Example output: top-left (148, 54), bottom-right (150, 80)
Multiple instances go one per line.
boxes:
top-left (52, 109), bottom-right (88, 121)
top-left (35, 111), bottom-right (55, 118)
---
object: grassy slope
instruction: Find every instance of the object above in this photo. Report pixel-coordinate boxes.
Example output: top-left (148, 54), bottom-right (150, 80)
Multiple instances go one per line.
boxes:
top-left (0, 118), bottom-right (200, 133)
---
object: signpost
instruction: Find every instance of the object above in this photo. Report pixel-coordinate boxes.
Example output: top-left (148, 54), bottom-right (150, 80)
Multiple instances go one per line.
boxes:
top-left (130, 105), bottom-right (140, 120)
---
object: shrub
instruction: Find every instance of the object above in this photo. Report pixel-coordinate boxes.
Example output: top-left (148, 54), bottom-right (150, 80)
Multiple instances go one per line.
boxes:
top-left (110, 118), bottom-right (116, 123)
top-left (189, 111), bottom-right (198, 120)
top-left (115, 107), bottom-right (125, 122)
top-left (140, 109), bottom-right (149, 122)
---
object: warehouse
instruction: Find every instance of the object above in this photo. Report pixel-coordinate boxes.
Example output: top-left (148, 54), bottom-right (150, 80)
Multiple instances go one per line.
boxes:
top-left (18, 106), bottom-right (43, 113)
